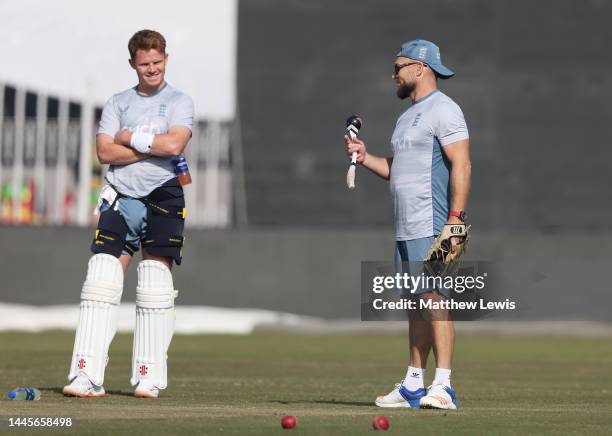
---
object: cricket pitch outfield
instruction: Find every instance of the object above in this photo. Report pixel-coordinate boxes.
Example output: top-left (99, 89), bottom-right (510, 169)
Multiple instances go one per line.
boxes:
top-left (1, 331), bottom-right (611, 435)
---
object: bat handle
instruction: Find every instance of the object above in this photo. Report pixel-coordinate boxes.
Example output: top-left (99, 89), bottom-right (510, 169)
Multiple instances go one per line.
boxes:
top-left (348, 130), bottom-right (358, 164)
top-left (346, 128), bottom-right (359, 189)
top-left (346, 131), bottom-right (358, 189)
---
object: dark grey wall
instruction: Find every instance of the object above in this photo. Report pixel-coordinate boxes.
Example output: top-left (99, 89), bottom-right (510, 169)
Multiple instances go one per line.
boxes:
top-left (238, 0), bottom-right (612, 231)
top-left (1, 226), bottom-right (610, 321)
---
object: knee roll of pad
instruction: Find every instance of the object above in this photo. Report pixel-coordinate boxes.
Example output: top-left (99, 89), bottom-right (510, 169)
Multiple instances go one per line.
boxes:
top-left (81, 254), bottom-right (124, 304)
top-left (69, 254), bottom-right (124, 386)
top-left (135, 260), bottom-right (175, 308)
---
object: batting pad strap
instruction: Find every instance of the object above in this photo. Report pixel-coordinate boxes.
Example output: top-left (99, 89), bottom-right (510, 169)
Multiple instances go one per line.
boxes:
top-left (80, 254), bottom-right (124, 305)
top-left (136, 260), bottom-right (176, 309)
top-left (136, 289), bottom-right (176, 309)
top-left (82, 282), bottom-right (123, 305)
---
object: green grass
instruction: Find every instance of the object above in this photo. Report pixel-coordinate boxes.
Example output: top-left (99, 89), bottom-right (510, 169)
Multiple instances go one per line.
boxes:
top-left (1, 332), bottom-right (611, 435)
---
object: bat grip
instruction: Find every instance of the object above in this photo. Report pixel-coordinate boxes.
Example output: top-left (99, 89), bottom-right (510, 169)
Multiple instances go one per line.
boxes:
top-left (348, 130), bottom-right (358, 164)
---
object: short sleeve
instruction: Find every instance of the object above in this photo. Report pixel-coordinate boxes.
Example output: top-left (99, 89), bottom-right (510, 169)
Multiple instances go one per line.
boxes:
top-left (435, 101), bottom-right (469, 146)
top-left (97, 96), bottom-right (120, 137)
top-left (170, 94), bottom-right (195, 131)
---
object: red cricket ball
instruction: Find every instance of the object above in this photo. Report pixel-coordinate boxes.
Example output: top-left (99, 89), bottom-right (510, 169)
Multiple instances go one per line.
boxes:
top-left (281, 415), bottom-right (297, 429)
top-left (373, 415), bottom-right (389, 430)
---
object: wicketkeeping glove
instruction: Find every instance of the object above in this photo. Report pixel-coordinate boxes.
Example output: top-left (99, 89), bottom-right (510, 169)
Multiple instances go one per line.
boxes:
top-left (424, 223), bottom-right (471, 275)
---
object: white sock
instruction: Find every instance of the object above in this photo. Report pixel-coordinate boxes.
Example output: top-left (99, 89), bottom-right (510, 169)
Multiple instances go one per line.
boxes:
top-left (433, 368), bottom-right (452, 387)
top-left (402, 366), bottom-right (425, 391)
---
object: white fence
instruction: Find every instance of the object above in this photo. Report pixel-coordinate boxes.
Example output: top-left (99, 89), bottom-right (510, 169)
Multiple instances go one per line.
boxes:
top-left (0, 84), bottom-right (240, 228)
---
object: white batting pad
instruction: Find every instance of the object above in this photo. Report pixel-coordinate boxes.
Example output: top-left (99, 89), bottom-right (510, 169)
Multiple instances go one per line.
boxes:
top-left (68, 254), bottom-right (123, 386)
top-left (131, 260), bottom-right (177, 389)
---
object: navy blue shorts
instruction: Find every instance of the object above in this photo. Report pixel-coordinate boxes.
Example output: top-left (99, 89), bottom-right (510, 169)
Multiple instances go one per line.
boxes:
top-left (91, 178), bottom-right (186, 265)
top-left (394, 236), bottom-right (452, 298)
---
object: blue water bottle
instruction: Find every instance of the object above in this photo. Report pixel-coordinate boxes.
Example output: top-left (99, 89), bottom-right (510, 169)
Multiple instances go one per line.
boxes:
top-left (7, 387), bottom-right (41, 401)
top-left (174, 154), bottom-right (192, 186)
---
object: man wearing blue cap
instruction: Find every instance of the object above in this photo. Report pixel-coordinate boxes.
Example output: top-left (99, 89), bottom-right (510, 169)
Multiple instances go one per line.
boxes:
top-left (345, 39), bottom-right (471, 410)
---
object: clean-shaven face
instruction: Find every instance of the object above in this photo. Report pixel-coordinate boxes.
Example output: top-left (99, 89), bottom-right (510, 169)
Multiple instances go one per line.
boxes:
top-left (130, 49), bottom-right (167, 91)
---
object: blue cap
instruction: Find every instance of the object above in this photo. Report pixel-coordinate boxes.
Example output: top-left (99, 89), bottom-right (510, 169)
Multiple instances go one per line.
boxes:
top-left (397, 39), bottom-right (454, 79)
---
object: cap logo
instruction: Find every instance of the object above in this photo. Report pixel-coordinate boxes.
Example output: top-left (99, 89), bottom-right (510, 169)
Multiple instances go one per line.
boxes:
top-left (418, 47), bottom-right (427, 59)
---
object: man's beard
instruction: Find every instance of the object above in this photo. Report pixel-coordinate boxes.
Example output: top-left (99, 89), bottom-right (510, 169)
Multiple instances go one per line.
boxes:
top-left (396, 82), bottom-right (415, 100)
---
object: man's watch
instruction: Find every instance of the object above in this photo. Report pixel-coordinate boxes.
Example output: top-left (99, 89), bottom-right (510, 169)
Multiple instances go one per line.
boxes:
top-left (450, 210), bottom-right (467, 222)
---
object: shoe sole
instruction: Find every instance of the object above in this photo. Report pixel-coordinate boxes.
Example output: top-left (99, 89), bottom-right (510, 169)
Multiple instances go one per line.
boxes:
top-left (375, 402), bottom-right (412, 408)
top-left (375, 398), bottom-right (414, 408)
top-left (134, 391), bottom-right (158, 399)
top-left (420, 401), bottom-right (457, 410)
top-left (62, 388), bottom-right (105, 398)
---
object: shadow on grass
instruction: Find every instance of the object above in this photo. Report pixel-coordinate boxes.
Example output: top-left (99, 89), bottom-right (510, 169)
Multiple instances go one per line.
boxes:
top-left (272, 399), bottom-right (374, 407)
top-left (104, 390), bottom-right (135, 397)
top-left (38, 387), bottom-right (134, 397)
top-left (39, 387), bottom-right (64, 395)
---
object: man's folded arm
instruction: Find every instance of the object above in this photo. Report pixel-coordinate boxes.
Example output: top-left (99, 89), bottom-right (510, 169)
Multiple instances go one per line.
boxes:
top-left (113, 126), bottom-right (191, 158)
top-left (96, 133), bottom-right (149, 165)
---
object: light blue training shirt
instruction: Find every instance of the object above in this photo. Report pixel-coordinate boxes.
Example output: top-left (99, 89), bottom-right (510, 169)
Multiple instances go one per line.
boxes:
top-left (390, 90), bottom-right (469, 241)
top-left (97, 83), bottom-right (194, 198)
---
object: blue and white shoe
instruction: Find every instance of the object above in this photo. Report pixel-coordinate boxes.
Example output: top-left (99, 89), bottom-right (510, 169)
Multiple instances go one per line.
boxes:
top-left (419, 383), bottom-right (459, 410)
top-left (375, 381), bottom-right (427, 408)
